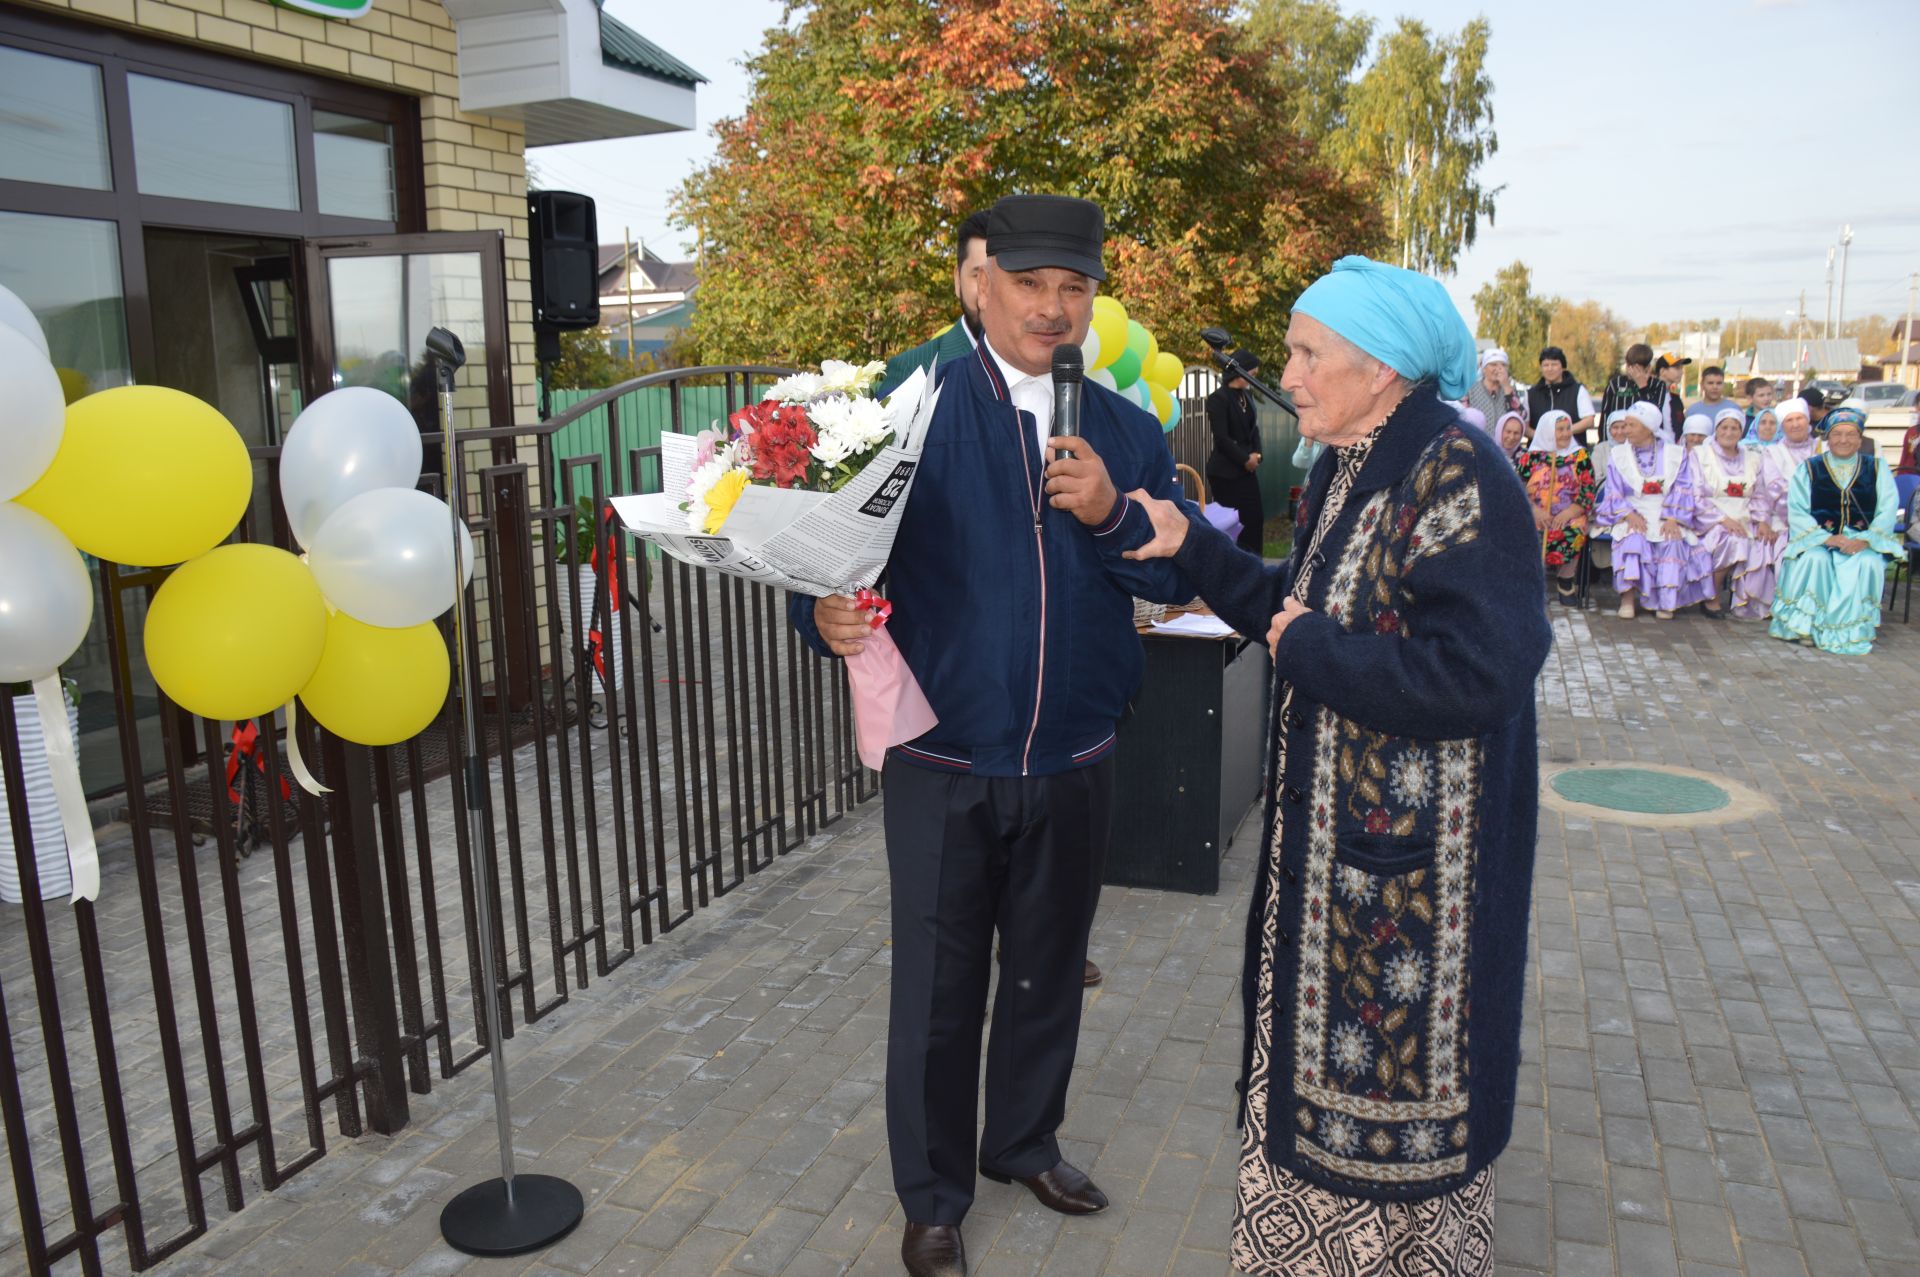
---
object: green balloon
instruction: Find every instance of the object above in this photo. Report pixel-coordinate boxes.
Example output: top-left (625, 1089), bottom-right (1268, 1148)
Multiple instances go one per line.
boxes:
top-left (1109, 347), bottom-right (1143, 389)
top-left (1124, 319), bottom-right (1152, 362)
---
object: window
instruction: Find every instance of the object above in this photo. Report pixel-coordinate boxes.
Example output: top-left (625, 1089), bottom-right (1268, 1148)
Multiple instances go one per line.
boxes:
top-left (314, 111), bottom-right (395, 221)
top-left (0, 45), bottom-right (110, 190)
top-left (0, 210), bottom-right (130, 395)
top-left (128, 74), bottom-right (299, 211)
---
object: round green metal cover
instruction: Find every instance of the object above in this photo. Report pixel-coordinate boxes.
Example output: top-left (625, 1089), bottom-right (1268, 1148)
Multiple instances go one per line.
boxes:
top-left (1550, 767), bottom-right (1730, 815)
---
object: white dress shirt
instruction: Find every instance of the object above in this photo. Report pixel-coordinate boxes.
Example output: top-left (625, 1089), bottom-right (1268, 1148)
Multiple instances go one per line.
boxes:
top-left (982, 336), bottom-right (1054, 458)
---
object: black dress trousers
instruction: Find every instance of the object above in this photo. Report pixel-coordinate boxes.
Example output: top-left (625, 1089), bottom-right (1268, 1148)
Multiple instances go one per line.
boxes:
top-left (881, 753), bottom-right (1114, 1225)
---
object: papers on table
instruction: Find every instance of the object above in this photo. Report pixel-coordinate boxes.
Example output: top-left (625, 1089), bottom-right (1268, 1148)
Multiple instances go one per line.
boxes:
top-left (1148, 611), bottom-right (1237, 639)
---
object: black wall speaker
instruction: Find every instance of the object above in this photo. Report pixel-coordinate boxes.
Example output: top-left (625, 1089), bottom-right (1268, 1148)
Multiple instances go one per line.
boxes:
top-left (528, 190), bottom-right (600, 330)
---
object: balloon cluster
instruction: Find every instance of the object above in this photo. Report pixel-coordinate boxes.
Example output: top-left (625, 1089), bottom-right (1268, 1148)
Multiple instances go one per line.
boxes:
top-left (0, 279), bottom-right (469, 753)
top-left (1083, 296), bottom-right (1186, 434)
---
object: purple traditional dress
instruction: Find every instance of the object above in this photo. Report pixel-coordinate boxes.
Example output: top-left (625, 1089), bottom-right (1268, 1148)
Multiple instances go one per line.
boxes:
top-left (1693, 440), bottom-right (1783, 618)
top-left (1594, 440), bottom-right (1715, 610)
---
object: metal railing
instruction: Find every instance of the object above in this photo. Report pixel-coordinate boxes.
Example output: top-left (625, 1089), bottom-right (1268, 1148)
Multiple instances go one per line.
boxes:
top-left (0, 365), bottom-right (876, 1275)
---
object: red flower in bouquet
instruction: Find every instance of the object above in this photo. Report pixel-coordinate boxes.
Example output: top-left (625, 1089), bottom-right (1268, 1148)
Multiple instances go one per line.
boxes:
top-left (731, 402), bottom-right (817, 489)
top-left (1545, 550), bottom-right (1564, 567)
top-left (1726, 482), bottom-right (1745, 497)
top-left (1640, 479), bottom-right (1663, 495)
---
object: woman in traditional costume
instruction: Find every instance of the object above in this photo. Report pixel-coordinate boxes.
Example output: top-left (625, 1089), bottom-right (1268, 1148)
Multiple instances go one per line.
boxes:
top-left (1124, 255), bottom-right (1548, 1277)
top-left (1693, 406), bottom-right (1781, 619)
top-left (1593, 401), bottom-right (1715, 619)
top-left (1517, 409), bottom-right (1597, 605)
top-left (1769, 413), bottom-right (1899, 653)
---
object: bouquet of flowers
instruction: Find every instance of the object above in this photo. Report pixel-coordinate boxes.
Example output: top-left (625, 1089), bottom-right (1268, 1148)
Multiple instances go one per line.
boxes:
top-left (612, 360), bottom-right (943, 770)
top-left (684, 359), bottom-right (897, 534)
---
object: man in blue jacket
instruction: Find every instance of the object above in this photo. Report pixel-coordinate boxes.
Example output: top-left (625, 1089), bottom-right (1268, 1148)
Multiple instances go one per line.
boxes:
top-left (791, 194), bottom-right (1196, 1277)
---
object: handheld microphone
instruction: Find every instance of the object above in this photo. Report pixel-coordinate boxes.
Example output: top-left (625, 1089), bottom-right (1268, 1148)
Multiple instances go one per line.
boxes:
top-left (1052, 342), bottom-right (1083, 462)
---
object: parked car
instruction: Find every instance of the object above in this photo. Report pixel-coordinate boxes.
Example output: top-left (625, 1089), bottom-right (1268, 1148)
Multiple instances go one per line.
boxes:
top-left (1848, 382), bottom-right (1911, 409)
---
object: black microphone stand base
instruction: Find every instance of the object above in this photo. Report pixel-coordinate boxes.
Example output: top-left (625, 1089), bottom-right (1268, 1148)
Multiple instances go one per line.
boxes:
top-left (440, 1174), bottom-right (583, 1257)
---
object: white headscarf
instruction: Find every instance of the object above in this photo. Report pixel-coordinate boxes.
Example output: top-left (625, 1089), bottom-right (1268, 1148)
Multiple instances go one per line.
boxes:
top-left (1528, 409), bottom-right (1575, 456)
top-left (1775, 397), bottom-right (1810, 426)
top-left (1625, 400), bottom-right (1666, 444)
top-left (1681, 414), bottom-right (1712, 440)
top-left (1479, 346), bottom-right (1510, 371)
top-left (1494, 409), bottom-right (1528, 451)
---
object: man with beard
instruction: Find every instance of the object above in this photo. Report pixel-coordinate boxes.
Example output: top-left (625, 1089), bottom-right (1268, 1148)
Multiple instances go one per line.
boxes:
top-left (881, 210), bottom-right (991, 395)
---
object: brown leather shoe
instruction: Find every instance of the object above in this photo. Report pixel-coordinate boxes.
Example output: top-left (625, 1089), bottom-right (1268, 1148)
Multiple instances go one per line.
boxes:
top-left (979, 1159), bottom-right (1109, 1214)
top-left (901, 1221), bottom-right (966, 1277)
top-left (1083, 959), bottom-right (1103, 987)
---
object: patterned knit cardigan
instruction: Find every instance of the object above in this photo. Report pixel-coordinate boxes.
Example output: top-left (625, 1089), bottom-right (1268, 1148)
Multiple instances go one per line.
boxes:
top-left (1174, 388), bottom-right (1552, 1202)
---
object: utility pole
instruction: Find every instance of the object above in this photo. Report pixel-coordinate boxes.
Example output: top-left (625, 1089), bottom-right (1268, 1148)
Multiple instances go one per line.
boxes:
top-left (1901, 272), bottom-right (1917, 389)
top-left (1797, 291), bottom-right (1811, 391)
top-left (1823, 246), bottom-right (1836, 339)
top-left (1836, 224), bottom-right (1854, 339)
top-left (623, 226), bottom-right (635, 373)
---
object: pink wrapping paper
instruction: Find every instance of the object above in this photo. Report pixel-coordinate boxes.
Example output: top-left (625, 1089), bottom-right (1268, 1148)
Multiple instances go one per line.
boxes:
top-left (845, 591), bottom-right (938, 771)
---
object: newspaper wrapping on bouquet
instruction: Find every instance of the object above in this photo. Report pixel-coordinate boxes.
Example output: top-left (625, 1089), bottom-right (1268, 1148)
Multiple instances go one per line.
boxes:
top-left (610, 364), bottom-right (942, 768)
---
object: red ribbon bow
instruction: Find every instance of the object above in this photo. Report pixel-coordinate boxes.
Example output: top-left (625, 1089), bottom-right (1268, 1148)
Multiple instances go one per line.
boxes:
top-left (854, 587), bottom-right (892, 631)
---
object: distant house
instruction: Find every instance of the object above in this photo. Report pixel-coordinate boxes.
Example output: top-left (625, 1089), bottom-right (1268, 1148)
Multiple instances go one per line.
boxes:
top-left (1748, 338), bottom-right (1862, 390)
top-left (597, 243), bottom-right (697, 359)
top-left (1869, 319), bottom-right (1920, 389)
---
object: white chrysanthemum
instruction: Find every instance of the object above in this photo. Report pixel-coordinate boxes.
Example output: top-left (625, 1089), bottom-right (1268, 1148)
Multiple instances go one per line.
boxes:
top-left (765, 371), bottom-right (824, 404)
top-left (1390, 750), bottom-right (1432, 809)
top-left (809, 394), bottom-right (891, 468)
top-left (815, 358), bottom-right (887, 399)
top-left (1401, 1121), bottom-right (1444, 1161)
top-left (1330, 1024), bottom-right (1372, 1076)
top-left (1384, 951), bottom-right (1427, 1003)
top-left (1321, 1114), bottom-right (1360, 1156)
top-left (1338, 865), bottom-right (1376, 904)
top-left (684, 446), bottom-right (737, 531)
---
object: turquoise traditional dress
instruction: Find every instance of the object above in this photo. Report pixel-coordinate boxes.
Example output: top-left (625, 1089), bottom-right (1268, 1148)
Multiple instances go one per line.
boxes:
top-left (1768, 452), bottom-right (1901, 653)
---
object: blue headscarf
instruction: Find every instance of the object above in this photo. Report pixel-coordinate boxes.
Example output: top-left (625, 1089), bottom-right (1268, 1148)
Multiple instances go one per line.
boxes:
top-left (1291, 256), bottom-right (1478, 399)
top-left (1741, 407), bottom-right (1778, 449)
top-left (1822, 405), bottom-right (1867, 438)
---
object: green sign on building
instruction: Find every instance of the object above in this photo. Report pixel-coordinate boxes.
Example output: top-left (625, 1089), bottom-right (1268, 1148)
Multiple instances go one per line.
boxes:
top-left (270, 0), bottom-right (375, 18)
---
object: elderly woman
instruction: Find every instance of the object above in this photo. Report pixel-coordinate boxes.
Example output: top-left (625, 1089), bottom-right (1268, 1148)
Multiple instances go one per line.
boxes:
top-left (1743, 406), bottom-right (1780, 449)
top-left (1493, 409), bottom-right (1529, 467)
top-left (1593, 401), bottom-right (1716, 619)
top-left (1769, 414), bottom-right (1900, 653)
top-left (1123, 256), bottom-right (1549, 1277)
top-left (1695, 406), bottom-right (1781, 618)
top-left (1464, 345), bottom-right (1527, 428)
top-left (1517, 409), bottom-right (1598, 604)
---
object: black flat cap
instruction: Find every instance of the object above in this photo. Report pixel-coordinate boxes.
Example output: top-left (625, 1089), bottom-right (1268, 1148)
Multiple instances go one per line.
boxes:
top-left (1228, 350), bottom-right (1261, 376)
top-left (985, 194), bottom-right (1106, 281)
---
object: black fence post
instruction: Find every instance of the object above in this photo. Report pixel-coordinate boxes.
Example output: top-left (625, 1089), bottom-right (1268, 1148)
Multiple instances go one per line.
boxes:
top-left (323, 733), bottom-right (411, 1134)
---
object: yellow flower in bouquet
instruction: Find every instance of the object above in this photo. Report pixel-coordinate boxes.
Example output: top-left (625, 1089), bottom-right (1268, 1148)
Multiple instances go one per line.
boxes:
top-left (702, 468), bottom-right (749, 533)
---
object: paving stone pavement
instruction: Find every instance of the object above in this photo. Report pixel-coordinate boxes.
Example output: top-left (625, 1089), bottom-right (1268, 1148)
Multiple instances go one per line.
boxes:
top-left (144, 606), bottom-right (1920, 1276)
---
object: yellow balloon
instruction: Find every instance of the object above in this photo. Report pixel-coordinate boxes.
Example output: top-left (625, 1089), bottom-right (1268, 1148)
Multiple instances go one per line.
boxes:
top-left (1089, 307), bottom-right (1128, 371)
top-left (145, 545), bottom-right (328, 721)
top-left (18, 385), bottom-right (251, 566)
top-left (1091, 295), bottom-right (1127, 322)
top-left (1148, 382), bottom-right (1174, 426)
top-left (1147, 352), bottom-right (1184, 390)
top-left (1140, 326), bottom-right (1160, 372)
top-left (299, 613), bottom-right (450, 747)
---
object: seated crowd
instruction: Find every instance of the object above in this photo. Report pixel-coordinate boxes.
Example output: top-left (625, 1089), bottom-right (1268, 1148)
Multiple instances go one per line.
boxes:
top-left (1451, 342), bottom-right (1912, 656)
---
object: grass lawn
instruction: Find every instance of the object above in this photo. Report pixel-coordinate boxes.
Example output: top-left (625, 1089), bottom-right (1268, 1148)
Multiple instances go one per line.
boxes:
top-left (1262, 514), bottom-right (1294, 561)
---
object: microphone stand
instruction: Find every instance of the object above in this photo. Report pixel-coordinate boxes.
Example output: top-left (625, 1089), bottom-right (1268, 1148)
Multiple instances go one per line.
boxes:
top-left (430, 325), bottom-right (584, 1257)
top-left (1200, 339), bottom-right (1295, 415)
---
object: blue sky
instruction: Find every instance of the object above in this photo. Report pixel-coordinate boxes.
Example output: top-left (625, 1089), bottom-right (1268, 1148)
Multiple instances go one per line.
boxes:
top-left (535, 0), bottom-right (1919, 331)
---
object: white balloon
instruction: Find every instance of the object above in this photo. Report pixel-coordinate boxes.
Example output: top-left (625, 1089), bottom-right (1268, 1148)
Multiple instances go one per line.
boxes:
top-left (307, 488), bottom-right (473, 628)
top-left (1081, 323), bottom-right (1101, 370)
top-left (0, 283), bottom-right (48, 358)
top-left (1088, 366), bottom-right (1118, 393)
top-left (0, 503), bottom-right (93, 681)
top-left (279, 387), bottom-right (424, 548)
top-left (0, 323), bottom-right (66, 502)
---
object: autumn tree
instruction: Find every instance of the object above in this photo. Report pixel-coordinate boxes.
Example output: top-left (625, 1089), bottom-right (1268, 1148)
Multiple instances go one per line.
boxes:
top-left (675, 0), bottom-right (1382, 367)
top-left (1472, 261), bottom-right (1552, 369)
top-left (1242, 0), bottom-right (1373, 140)
top-left (1330, 16), bottom-right (1499, 275)
top-left (1547, 297), bottom-right (1632, 389)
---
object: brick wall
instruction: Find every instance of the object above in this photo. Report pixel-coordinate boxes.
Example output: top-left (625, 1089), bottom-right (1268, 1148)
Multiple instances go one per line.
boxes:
top-left (23, 0), bottom-right (539, 430)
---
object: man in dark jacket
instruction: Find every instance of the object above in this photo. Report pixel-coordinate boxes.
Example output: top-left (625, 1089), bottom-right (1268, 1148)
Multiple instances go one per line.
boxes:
top-left (792, 194), bottom-right (1195, 1277)
top-left (1598, 343), bottom-right (1677, 441)
top-left (1205, 352), bottom-right (1265, 553)
top-left (879, 210), bottom-right (991, 396)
